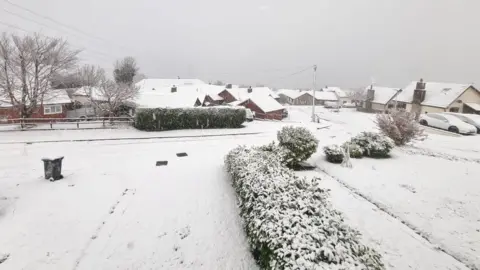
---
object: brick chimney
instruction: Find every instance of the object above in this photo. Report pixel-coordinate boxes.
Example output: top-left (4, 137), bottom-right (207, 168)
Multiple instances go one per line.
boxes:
top-left (366, 84), bottom-right (375, 101)
top-left (247, 86), bottom-right (252, 93)
top-left (413, 78), bottom-right (426, 104)
top-left (171, 85), bottom-right (177, 93)
top-left (226, 84), bottom-right (232, 89)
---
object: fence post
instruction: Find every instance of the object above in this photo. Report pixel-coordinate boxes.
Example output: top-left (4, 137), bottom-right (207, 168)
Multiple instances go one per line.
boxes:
top-left (21, 117), bottom-right (24, 129)
top-left (50, 121), bottom-right (53, 129)
top-left (77, 120), bottom-right (79, 128)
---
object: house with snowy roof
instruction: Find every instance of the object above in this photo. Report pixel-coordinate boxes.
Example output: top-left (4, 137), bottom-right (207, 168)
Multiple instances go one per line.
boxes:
top-left (238, 93), bottom-right (285, 120)
top-left (395, 79), bottom-right (480, 115)
top-left (0, 88), bottom-right (72, 120)
top-left (277, 89), bottom-right (338, 106)
top-left (321, 86), bottom-right (350, 104)
top-left (218, 86), bottom-right (279, 104)
top-left (363, 85), bottom-right (402, 112)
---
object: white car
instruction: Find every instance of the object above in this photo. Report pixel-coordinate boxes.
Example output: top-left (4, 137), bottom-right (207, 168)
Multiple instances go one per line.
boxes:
top-left (443, 113), bottom-right (480, 133)
top-left (419, 113), bottom-right (477, 134)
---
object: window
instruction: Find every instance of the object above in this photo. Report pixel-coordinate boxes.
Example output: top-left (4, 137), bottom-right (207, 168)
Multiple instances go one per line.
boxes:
top-left (429, 114), bottom-right (447, 121)
top-left (449, 107), bottom-right (459, 112)
top-left (387, 104), bottom-right (394, 109)
top-left (44, 105), bottom-right (62, 115)
top-left (397, 103), bottom-right (407, 109)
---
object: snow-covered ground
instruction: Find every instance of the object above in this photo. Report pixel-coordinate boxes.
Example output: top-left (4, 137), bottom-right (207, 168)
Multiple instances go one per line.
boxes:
top-left (292, 105), bottom-right (480, 269)
top-left (0, 135), bottom-right (278, 269)
top-left (1, 106), bottom-right (479, 269)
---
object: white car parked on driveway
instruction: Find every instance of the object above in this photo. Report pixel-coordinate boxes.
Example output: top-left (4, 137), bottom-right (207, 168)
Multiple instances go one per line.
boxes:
top-left (419, 113), bottom-right (477, 135)
top-left (443, 112), bottom-right (480, 133)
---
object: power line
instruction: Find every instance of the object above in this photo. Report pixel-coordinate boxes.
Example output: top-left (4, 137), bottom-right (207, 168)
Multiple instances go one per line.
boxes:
top-left (3, 0), bottom-right (107, 43)
top-left (2, 0), bottom-right (134, 54)
top-left (266, 65), bottom-right (314, 85)
top-left (0, 20), bottom-right (116, 61)
top-left (1, 10), bottom-right (119, 59)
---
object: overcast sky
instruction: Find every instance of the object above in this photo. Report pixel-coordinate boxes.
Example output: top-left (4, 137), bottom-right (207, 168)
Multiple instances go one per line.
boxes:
top-left (1, 0), bottom-right (480, 89)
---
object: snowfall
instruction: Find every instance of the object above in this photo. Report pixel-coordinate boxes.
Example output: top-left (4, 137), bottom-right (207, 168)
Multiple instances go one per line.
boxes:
top-left (0, 106), bottom-right (479, 270)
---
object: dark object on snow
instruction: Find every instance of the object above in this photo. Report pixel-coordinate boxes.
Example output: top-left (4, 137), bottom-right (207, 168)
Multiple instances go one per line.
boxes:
top-left (41, 156), bottom-right (64, 181)
top-left (291, 161), bottom-right (316, 171)
top-left (156, 161), bottom-right (168, 166)
top-left (0, 253), bottom-right (9, 264)
top-left (176, 152), bottom-right (188, 157)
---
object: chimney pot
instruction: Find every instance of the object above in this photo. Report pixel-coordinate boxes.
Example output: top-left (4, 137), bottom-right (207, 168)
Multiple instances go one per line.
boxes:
top-left (171, 85), bottom-right (177, 93)
top-left (247, 86), bottom-right (252, 93)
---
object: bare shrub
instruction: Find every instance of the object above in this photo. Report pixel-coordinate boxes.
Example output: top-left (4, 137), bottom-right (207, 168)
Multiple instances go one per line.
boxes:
top-left (375, 110), bottom-right (426, 146)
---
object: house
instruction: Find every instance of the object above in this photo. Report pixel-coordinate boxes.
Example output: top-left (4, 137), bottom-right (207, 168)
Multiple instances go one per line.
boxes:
top-left (0, 89), bottom-right (72, 120)
top-left (135, 91), bottom-right (204, 109)
top-left (218, 86), bottom-right (278, 104)
top-left (363, 85), bottom-right (402, 112)
top-left (238, 93), bottom-right (285, 120)
top-left (322, 87), bottom-right (350, 104)
top-left (395, 79), bottom-right (480, 115)
top-left (277, 89), bottom-right (337, 105)
top-left (277, 89), bottom-right (307, 105)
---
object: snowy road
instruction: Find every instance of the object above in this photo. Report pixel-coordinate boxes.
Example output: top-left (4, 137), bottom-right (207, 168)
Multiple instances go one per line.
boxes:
top-left (0, 134), bottom-right (275, 270)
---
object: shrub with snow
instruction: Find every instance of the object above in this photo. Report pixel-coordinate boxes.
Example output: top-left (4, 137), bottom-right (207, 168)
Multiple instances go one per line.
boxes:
top-left (324, 144), bottom-right (345, 163)
top-left (350, 132), bottom-right (394, 158)
top-left (134, 106), bottom-right (246, 131)
top-left (225, 146), bottom-right (385, 270)
top-left (256, 141), bottom-right (289, 165)
top-left (277, 126), bottom-right (318, 167)
top-left (375, 110), bottom-right (425, 146)
top-left (342, 142), bottom-right (364, 158)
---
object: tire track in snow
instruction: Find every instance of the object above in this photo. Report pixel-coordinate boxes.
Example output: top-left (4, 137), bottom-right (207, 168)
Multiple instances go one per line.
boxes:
top-left (315, 167), bottom-right (477, 270)
top-left (73, 188), bottom-right (135, 270)
top-left (399, 146), bottom-right (480, 164)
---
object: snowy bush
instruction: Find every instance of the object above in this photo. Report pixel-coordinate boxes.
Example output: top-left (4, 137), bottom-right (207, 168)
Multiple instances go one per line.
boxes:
top-left (323, 144), bottom-right (345, 163)
top-left (350, 132), bottom-right (394, 158)
top-left (256, 141), bottom-right (289, 165)
top-left (134, 106), bottom-right (246, 131)
top-left (225, 146), bottom-right (385, 270)
top-left (342, 142), bottom-right (364, 158)
top-left (277, 126), bottom-right (318, 167)
top-left (375, 111), bottom-right (425, 146)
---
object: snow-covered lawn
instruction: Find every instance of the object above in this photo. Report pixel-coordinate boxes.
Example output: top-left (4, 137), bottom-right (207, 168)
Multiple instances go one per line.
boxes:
top-left (0, 134), bottom-right (277, 269)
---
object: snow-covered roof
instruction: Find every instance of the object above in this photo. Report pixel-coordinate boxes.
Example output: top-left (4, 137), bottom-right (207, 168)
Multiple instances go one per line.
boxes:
top-left (228, 100), bottom-right (242, 106)
top-left (43, 89), bottom-right (72, 105)
top-left (322, 87), bottom-right (347, 98)
top-left (277, 89), bottom-right (305, 99)
top-left (239, 94), bottom-right (284, 113)
top-left (227, 87), bottom-right (278, 101)
top-left (136, 78), bottom-right (206, 90)
top-left (366, 85), bottom-right (400, 105)
top-left (0, 89), bottom-right (71, 107)
top-left (396, 81), bottom-right (473, 108)
top-left (465, 102), bottom-right (480, 111)
top-left (315, 91), bottom-right (338, 101)
top-left (135, 91), bottom-right (203, 109)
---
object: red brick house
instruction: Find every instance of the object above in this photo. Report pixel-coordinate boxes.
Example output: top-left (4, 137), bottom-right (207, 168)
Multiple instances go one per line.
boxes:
top-left (0, 89), bottom-right (72, 120)
top-left (238, 95), bottom-right (285, 120)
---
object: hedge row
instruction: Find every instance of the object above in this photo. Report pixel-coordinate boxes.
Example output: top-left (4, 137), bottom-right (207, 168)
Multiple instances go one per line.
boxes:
top-left (225, 145), bottom-right (385, 270)
top-left (134, 106), bottom-right (246, 131)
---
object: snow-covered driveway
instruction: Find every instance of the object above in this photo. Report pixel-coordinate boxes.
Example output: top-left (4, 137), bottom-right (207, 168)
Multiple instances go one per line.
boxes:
top-left (0, 134), bottom-right (274, 270)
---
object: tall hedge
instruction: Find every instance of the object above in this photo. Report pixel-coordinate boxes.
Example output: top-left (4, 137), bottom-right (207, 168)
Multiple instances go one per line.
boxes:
top-left (225, 146), bottom-right (385, 270)
top-left (134, 106), bottom-right (246, 131)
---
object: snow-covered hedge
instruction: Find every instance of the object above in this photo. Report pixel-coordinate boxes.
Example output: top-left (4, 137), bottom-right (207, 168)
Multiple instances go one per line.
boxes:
top-left (225, 146), bottom-right (385, 270)
top-left (324, 144), bottom-right (345, 163)
top-left (277, 126), bottom-right (318, 167)
top-left (342, 142), bottom-right (364, 158)
top-left (350, 132), bottom-right (394, 158)
top-left (134, 106), bottom-right (246, 131)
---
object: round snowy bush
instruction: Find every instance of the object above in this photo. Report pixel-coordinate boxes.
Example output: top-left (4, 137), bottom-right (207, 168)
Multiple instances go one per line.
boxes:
top-left (342, 142), bottom-right (364, 158)
top-left (256, 141), bottom-right (289, 165)
top-left (324, 144), bottom-right (344, 163)
top-left (351, 132), bottom-right (395, 158)
top-left (225, 146), bottom-right (385, 270)
top-left (277, 126), bottom-right (319, 167)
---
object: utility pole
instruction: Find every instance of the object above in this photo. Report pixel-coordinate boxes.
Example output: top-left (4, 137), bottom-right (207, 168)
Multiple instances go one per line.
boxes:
top-left (312, 65), bottom-right (317, 122)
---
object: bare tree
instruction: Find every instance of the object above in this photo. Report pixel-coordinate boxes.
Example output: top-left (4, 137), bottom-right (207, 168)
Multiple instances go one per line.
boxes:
top-left (77, 64), bottom-right (139, 117)
top-left (133, 73), bottom-right (147, 84)
top-left (113, 56), bottom-right (138, 86)
top-left (0, 33), bottom-right (79, 118)
top-left (348, 90), bottom-right (367, 106)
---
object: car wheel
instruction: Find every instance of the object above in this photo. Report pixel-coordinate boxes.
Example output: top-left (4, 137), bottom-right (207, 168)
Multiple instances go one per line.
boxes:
top-left (419, 119), bottom-right (428, 126)
top-left (448, 126), bottom-right (459, 133)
